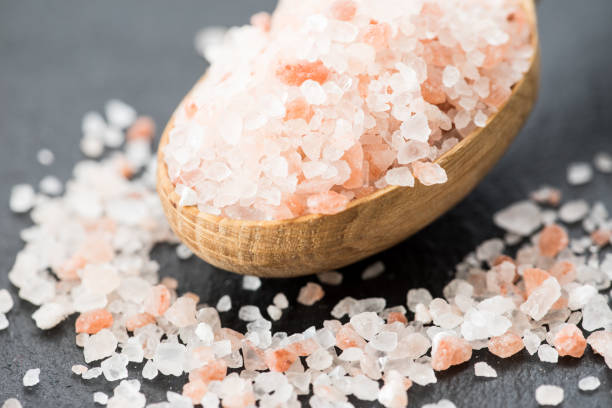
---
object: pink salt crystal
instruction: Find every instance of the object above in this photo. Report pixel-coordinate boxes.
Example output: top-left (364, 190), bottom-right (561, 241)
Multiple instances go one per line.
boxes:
top-left (125, 313), bottom-right (156, 331)
top-left (362, 22), bottom-right (391, 48)
top-left (336, 324), bottom-right (366, 350)
top-left (591, 229), bottom-right (611, 247)
top-left (523, 268), bottom-right (552, 297)
top-left (397, 141), bottom-right (430, 165)
top-left (412, 162), bottom-right (448, 186)
top-left (250, 12), bottom-right (271, 32)
top-left (431, 333), bottom-right (472, 371)
top-left (276, 60), bottom-right (329, 87)
top-left (189, 359), bottom-right (227, 384)
top-left (342, 143), bottom-right (365, 189)
top-left (421, 77), bottom-right (446, 105)
top-left (330, 0), bottom-right (357, 21)
top-left (263, 348), bottom-right (298, 372)
top-left (183, 380), bottom-right (207, 405)
top-left (586, 331), bottom-right (612, 368)
top-left (164, 296), bottom-right (197, 328)
top-left (484, 82), bottom-right (511, 109)
top-left (306, 191), bottom-right (349, 215)
top-left (538, 224), bottom-right (569, 257)
top-left (553, 324), bottom-right (586, 358)
top-left (143, 284), bottom-right (171, 317)
top-left (75, 309), bottom-right (114, 334)
top-left (297, 282), bottom-right (325, 306)
top-left (549, 261), bottom-right (576, 285)
top-left (126, 116), bottom-right (155, 142)
top-left (386, 312), bottom-right (408, 325)
top-left (488, 332), bottom-right (524, 358)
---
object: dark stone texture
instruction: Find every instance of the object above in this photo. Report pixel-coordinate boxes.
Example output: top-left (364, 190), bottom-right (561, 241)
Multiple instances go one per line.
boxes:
top-left (0, 0), bottom-right (611, 406)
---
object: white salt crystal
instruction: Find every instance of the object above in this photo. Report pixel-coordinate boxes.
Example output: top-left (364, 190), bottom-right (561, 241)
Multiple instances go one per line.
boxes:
top-left (93, 392), bottom-right (109, 405)
top-left (266, 305), bottom-right (282, 321)
top-left (317, 271), bottom-right (343, 285)
top-left (39, 175), bottom-right (63, 195)
top-left (559, 200), bottom-right (589, 223)
top-left (195, 323), bottom-right (214, 345)
top-left (23, 368), bottom-right (40, 387)
top-left (242, 276), bottom-right (262, 291)
top-left (422, 399), bottom-right (456, 408)
top-left (177, 185), bottom-right (197, 207)
top-left (370, 331), bottom-right (398, 352)
top-left (82, 367), bottom-right (103, 380)
top-left (494, 201), bottom-right (542, 236)
top-left (194, 26), bottom-right (227, 61)
top-left (523, 331), bottom-right (542, 355)
top-left (80, 136), bottom-right (104, 158)
top-left (520, 278), bottom-right (561, 321)
top-left (567, 162), bottom-right (593, 185)
top-left (568, 285), bottom-right (597, 310)
top-left (362, 261), bottom-right (385, 280)
top-left (103, 126), bottom-right (124, 148)
top-left (407, 288), bottom-right (433, 312)
top-left (37, 148), bottom-right (54, 165)
top-left (32, 303), bottom-right (67, 330)
top-left (154, 342), bottom-right (186, 376)
top-left (537, 344), bottom-right (559, 363)
top-left (578, 376), bottom-right (600, 391)
top-left (238, 305), bottom-right (262, 321)
top-left (535, 385), bottom-right (564, 406)
top-left (350, 312), bottom-right (383, 341)
top-left (105, 99), bottom-right (136, 129)
top-left (9, 184), bottom-right (35, 213)
top-left (594, 152), bottom-right (612, 173)
top-left (142, 359), bottom-right (158, 380)
top-left (2, 399), bottom-right (22, 408)
top-left (84, 329), bottom-right (118, 363)
top-left (339, 347), bottom-right (364, 361)
top-left (201, 392), bottom-right (220, 408)
top-left (385, 167), bottom-right (415, 187)
top-left (101, 353), bottom-right (129, 381)
top-left (175, 244), bottom-right (193, 260)
top-left (0, 289), bottom-right (13, 314)
top-left (216, 295), bottom-right (232, 312)
top-left (164, 297), bottom-right (197, 328)
top-left (474, 111), bottom-right (488, 127)
top-left (351, 374), bottom-right (380, 401)
top-left (581, 295), bottom-right (612, 331)
top-left (300, 80), bottom-right (327, 105)
top-left (400, 113), bottom-right (431, 142)
top-left (305, 348), bottom-right (332, 370)
top-left (82, 111), bottom-right (106, 135)
top-left (442, 66), bottom-right (461, 87)
top-left (0, 314), bottom-right (8, 331)
top-left (273, 293), bottom-right (289, 309)
top-left (474, 362), bottom-right (497, 378)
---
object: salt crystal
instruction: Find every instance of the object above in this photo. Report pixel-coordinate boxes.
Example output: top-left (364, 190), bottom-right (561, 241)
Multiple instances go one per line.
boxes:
top-left (239, 305), bottom-right (262, 321)
top-left (81, 136), bottom-right (104, 158)
top-left (350, 312), bottom-right (383, 341)
top-left (9, 184), bottom-right (35, 213)
top-left (154, 342), bottom-right (186, 376)
top-left (37, 148), bottom-right (54, 165)
top-left (442, 66), bottom-right (460, 88)
top-left (537, 344), bottom-right (559, 363)
top-left (216, 295), bottom-right (232, 312)
top-left (535, 385), bottom-right (564, 406)
top-left (474, 362), bottom-right (497, 378)
top-left (39, 175), bottom-right (63, 195)
top-left (164, 297), bottom-right (197, 328)
top-left (0, 289), bottom-right (13, 314)
top-left (305, 348), bottom-right (332, 370)
top-left (105, 99), bottom-right (137, 129)
top-left (194, 26), bottom-right (227, 62)
top-left (0, 314), bottom-right (8, 330)
top-left (84, 329), bottom-right (118, 363)
top-left (567, 162), bottom-right (593, 185)
top-left (101, 353), bottom-right (129, 381)
top-left (400, 113), bottom-right (431, 142)
top-left (317, 271), bottom-right (343, 285)
top-left (385, 167), bottom-right (415, 187)
top-left (23, 368), bottom-right (40, 387)
top-left (594, 152), bottom-right (612, 173)
top-left (175, 244), bottom-right (193, 260)
top-left (93, 392), bottom-right (109, 405)
top-left (297, 282), bottom-right (324, 306)
top-left (422, 399), bottom-right (457, 408)
top-left (242, 276), bottom-right (262, 291)
top-left (142, 360), bottom-right (158, 380)
top-left (71, 364), bottom-right (88, 375)
top-left (82, 367), bottom-right (103, 380)
top-left (273, 293), bottom-right (289, 309)
top-left (361, 261), bottom-right (385, 280)
top-left (523, 331), bottom-right (542, 355)
top-left (266, 305), bottom-right (282, 321)
top-left (103, 126), bottom-right (124, 148)
top-left (2, 399), bottom-right (22, 408)
top-left (559, 200), bottom-right (589, 223)
top-left (195, 323), bottom-right (214, 345)
top-left (520, 278), bottom-right (561, 321)
top-left (201, 392), bottom-right (220, 408)
top-left (370, 331), bottom-right (398, 352)
top-left (582, 295), bottom-right (612, 331)
top-left (494, 201), bottom-right (542, 236)
top-left (32, 303), bottom-right (67, 330)
top-left (300, 80), bottom-right (327, 105)
top-left (577, 376), bottom-right (600, 391)
top-left (407, 288), bottom-right (433, 312)
top-left (351, 374), bottom-right (380, 401)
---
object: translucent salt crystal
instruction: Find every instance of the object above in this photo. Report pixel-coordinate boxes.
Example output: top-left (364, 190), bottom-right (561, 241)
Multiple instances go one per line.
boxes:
top-left (175, 244), bottom-right (193, 260)
top-left (535, 385), bottom-right (564, 406)
top-left (242, 276), bottom-right (261, 291)
top-left (194, 26), bottom-right (227, 62)
top-left (350, 312), bottom-right (383, 341)
top-left (9, 184), bottom-right (35, 213)
top-left (582, 295), bottom-right (612, 331)
top-left (71, 364), bottom-right (88, 375)
top-left (414, 303), bottom-right (432, 323)
top-left (105, 99), bottom-right (136, 129)
top-left (266, 305), bottom-right (282, 321)
top-left (370, 331), bottom-right (398, 352)
top-left (351, 374), bottom-right (380, 401)
top-left (0, 289), bottom-right (13, 314)
top-left (568, 285), bottom-right (597, 310)
top-left (594, 152), bottom-right (612, 173)
top-left (523, 331), bottom-right (542, 355)
top-left (164, 297), bottom-right (197, 328)
top-left (81, 136), bottom-right (104, 158)
top-left (317, 271), bottom-right (343, 285)
top-left (461, 308), bottom-right (511, 340)
top-left (0, 313), bottom-right (9, 330)
top-left (400, 113), bottom-right (431, 142)
top-left (578, 376), bottom-right (600, 391)
top-left (2, 399), bottom-right (22, 408)
top-left (177, 185), bottom-right (197, 207)
top-left (407, 288), bottom-right (433, 312)
top-left (107, 380), bottom-right (146, 408)
top-left (82, 367), bottom-right (103, 380)
top-left (474, 362), bottom-right (497, 378)
top-left (39, 175), bottom-right (63, 195)
top-left (142, 359), bottom-right (158, 380)
top-left (84, 329), bottom-right (118, 363)
top-left (32, 303), bottom-right (67, 330)
top-left (474, 111), bottom-right (488, 127)
top-left (201, 392), bottom-right (220, 408)
top-left (216, 295), bottom-right (232, 312)
top-left (273, 293), bottom-right (289, 309)
top-left (305, 348), bottom-right (332, 370)
top-left (101, 353), bottom-right (129, 381)
top-left (537, 344), bottom-right (559, 363)
top-left (195, 323), bottom-right (214, 345)
top-left (103, 126), bottom-right (124, 148)
top-left (476, 239), bottom-right (505, 263)
top-left (361, 261), bottom-right (385, 280)
top-left (93, 392), bottom-right (109, 405)
top-left (37, 148), bottom-right (54, 165)
top-left (23, 368), bottom-right (40, 386)
top-left (297, 282), bottom-right (324, 306)
top-left (339, 347), bottom-right (364, 361)
top-left (239, 305), bottom-right (262, 321)
top-left (442, 66), bottom-right (461, 87)
top-left (422, 399), bottom-right (456, 408)
top-left (494, 201), bottom-right (542, 236)
top-left (300, 80), bottom-right (327, 105)
top-left (520, 278), bottom-right (561, 321)
top-left (154, 342), bottom-right (186, 376)
top-left (567, 162), bottom-right (593, 185)
top-left (559, 200), bottom-right (589, 223)
top-left (385, 167), bottom-right (414, 187)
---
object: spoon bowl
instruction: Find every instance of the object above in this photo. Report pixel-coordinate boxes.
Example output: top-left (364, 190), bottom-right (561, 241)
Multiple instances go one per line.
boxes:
top-left (157, 0), bottom-right (539, 277)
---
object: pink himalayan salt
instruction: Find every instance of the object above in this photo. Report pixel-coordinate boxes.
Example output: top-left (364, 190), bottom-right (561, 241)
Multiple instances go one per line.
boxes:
top-left (126, 116), bottom-right (155, 142)
top-left (431, 334), bottom-right (472, 371)
top-left (189, 359), bottom-right (228, 384)
top-left (125, 313), bottom-right (156, 331)
top-left (75, 309), bottom-right (113, 334)
top-left (549, 261), bottom-right (576, 285)
top-left (538, 224), bottom-right (569, 257)
top-left (587, 331), bottom-right (612, 368)
top-left (523, 268), bottom-right (551, 297)
top-left (183, 380), bottom-right (207, 405)
top-left (336, 324), bottom-right (366, 350)
top-left (591, 228), bottom-right (611, 247)
top-left (488, 332), bottom-right (524, 358)
top-left (143, 285), bottom-right (171, 317)
top-left (297, 282), bottom-right (325, 306)
top-left (164, 0), bottom-right (533, 220)
top-left (387, 311), bottom-right (408, 325)
top-left (554, 324), bottom-right (587, 358)
top-left (264, 348), bottom-right (298, 372)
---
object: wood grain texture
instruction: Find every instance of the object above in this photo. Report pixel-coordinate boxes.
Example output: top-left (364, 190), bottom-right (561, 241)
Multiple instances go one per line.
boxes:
top-left (157, 0), bottom-right (540, 277)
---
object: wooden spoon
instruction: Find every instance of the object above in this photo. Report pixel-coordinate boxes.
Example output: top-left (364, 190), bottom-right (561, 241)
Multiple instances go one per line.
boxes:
top-left (157, 0), bottom-right (539, 277)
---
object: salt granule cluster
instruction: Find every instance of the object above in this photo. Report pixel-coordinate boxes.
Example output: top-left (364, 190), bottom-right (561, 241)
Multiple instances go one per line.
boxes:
top-left (165, 0), bottom-right (534, 220)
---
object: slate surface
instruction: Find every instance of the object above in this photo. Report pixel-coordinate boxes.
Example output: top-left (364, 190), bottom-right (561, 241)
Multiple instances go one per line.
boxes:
top-left (0, 0), bottom-right (611, 407)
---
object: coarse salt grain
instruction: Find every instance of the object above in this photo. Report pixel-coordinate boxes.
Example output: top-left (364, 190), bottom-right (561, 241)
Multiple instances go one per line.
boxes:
top-left (93, 392), bottom-right (109, 405)
top-left (362, 261), bottom-right (385, 280)
top-left (535, 385), bottom-right (564, 406)
top-left (317, 271), bottom-right (343, 285)
top-left (216, 295), bottom-right (232, 312)
top-left (577, 376), bottom-right (600, 391)
top-left (23, 368), bottom-right (40, 387)
top-left (593, 152), bottom-right (612, 173)
top-left (0, 289), bottom-right (13, 314)
top-left (474, 361), bottom-right (497, 378)
top-left (1, 399), bottom-right (22, 408)
top-left (9, 184), bottom-right (35, 213)
top-left (37, 148), bottom-right (54, 165)
top-left (242, 276), bottom-right (262, 291)
top-left (567, 162), bottom-right (593, 185)
top-left (39, 175), bottom-right (63, 196)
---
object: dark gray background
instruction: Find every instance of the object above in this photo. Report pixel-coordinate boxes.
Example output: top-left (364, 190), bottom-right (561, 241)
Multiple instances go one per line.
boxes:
top-left (0, 0), bottom-right (611, 407)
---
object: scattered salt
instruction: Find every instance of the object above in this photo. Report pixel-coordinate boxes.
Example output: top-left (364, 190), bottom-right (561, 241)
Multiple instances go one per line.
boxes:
top-left (216, 295), bottom-right (232, 312)
top-left (535, 385), bottom-right (564, 406)
top-left (0, 289), bottom-right (13, 314)
top-left (39, 175), bottom-right (63, 196)
top-left (273, 293), bottom-right (289, 309)
top-left (175, 244), bottom-right (193, 260)
top-left (23, 368), bottom-right (40, 387)
top-left (105, 99), bottom-right (136, 130)
top-left (593, 152), bottom-right (612, 173)
top-left (317, 271), bottom-right (343, 285)
top-left (474, 362), bottom-right (497, 378)
top-left (567, 162), bottom-right (593, 185)
top-left (93, 392), bottom-right (109, 405)
top-left (537, 344), bottom-right (559, 363)
top-left (577, 376), bottom-right (600, 391)
top-left (1, 399), bottom-right (22, 408)
top-left (297, 282), bottom-right (324, 306)
top-left (361, 261), bottom-right (385, 280)
top-left (36, 148), bottom-right (54, 165)
top-left (242, 276), bottom-right (262, 291)
top-left (9, 184), bottom-right (35, 213)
